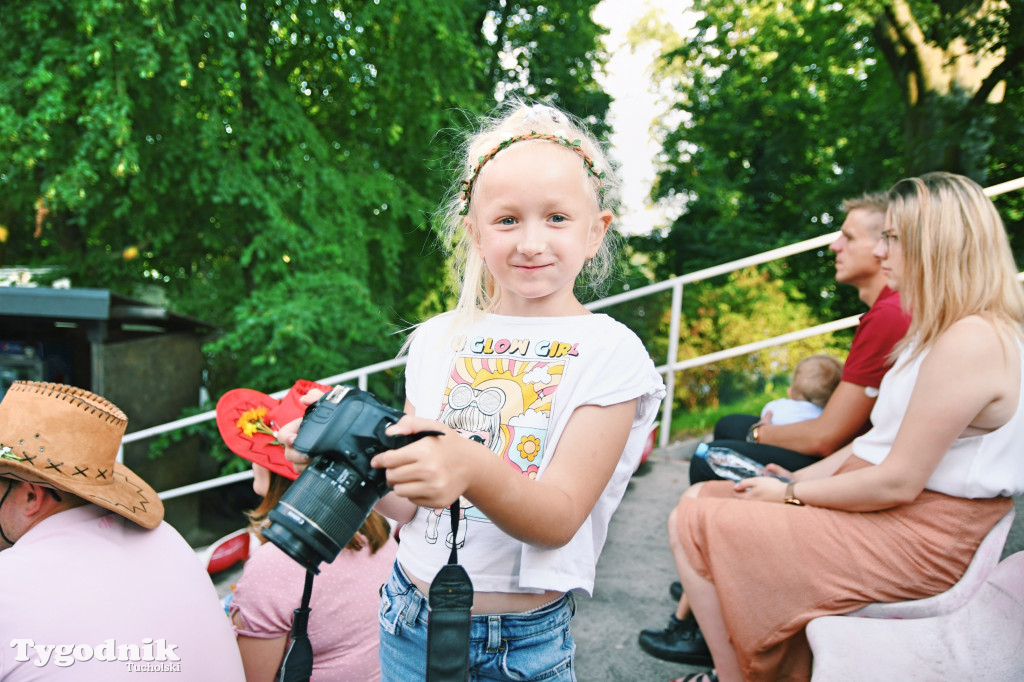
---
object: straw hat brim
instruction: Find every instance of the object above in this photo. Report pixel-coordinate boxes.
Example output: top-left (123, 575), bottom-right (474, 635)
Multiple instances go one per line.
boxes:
top-left (0, 381), bottom-right (163, 529)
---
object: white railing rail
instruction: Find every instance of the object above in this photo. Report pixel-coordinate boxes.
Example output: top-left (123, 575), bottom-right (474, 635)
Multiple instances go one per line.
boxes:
top-left (586, 230), bottom-right (841, 447)
top-left (148, 177), bottom-right (1024, 500)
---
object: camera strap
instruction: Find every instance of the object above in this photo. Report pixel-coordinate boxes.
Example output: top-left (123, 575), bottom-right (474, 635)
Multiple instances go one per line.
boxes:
top-left (426, 497), bottom-right (473, 682)
top-left (278, 570), bottom-right (315, 682)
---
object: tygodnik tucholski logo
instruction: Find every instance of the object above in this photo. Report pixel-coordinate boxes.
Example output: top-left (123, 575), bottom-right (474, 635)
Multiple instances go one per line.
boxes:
top-left (10, 638), bottom-right (181, 671)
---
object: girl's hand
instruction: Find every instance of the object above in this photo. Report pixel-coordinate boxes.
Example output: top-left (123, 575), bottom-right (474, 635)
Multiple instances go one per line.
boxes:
top-left (280, 388), bottom-right (326, 471)
top-left (732, 476), bottom-right (788, 502)
top-left (372, 415), bottom-right (469, 509)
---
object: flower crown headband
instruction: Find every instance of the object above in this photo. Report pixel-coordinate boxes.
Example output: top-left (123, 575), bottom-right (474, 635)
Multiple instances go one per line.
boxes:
top-left (459, 132), bottom-right (607, 215)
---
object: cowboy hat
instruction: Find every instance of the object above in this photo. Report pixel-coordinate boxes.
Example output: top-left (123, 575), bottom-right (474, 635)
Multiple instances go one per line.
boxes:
top-left (0, 381), bottom-right (164, 529)
top-left (215, 379), bottom-right (332, 480)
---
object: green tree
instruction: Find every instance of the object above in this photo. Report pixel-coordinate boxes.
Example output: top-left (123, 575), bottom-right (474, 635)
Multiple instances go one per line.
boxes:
top-left (660, 268), bottom-right (848, 412)
top-left (483, 0), bottom-right (613, 133)
top-left (636, 0), bottom-right (1023, 321)
top-left (871, 0), bottom-right (1024, 178)
top-left (0, 0), bottom-right (613, 400)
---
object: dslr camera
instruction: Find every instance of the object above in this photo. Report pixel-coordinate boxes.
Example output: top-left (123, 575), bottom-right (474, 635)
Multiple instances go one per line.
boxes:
top-left (263, 385), bottom-right (437, 573)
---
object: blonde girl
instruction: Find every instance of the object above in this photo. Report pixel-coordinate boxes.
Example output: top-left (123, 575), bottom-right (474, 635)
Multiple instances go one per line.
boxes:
top-left (345, 99), bottom-right (667, 681)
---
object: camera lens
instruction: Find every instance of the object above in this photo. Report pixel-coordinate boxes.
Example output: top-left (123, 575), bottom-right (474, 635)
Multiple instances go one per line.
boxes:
top-left (264, 457), bottom-right (383, 573)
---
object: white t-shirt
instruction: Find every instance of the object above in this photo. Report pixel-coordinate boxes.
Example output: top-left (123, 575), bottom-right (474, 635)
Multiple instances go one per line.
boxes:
top-left (853, 341), bottom-right (1024, 498)
top-left (761, 398), bottom-right (823, 425)
top-left (397, 311), bottom-right (665, 596)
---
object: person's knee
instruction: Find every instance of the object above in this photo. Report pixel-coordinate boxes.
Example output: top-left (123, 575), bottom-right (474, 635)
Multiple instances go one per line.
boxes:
top-left (669, 485), bottom-right (701, 548)
top-left (713, 413), bottom-right (757, 441)
top-left (683, 482), bottom-right (704, 499)
top-left (667, 506), bottom-right (683, 552)
top-left (675, 483), bottom-right (703, 508)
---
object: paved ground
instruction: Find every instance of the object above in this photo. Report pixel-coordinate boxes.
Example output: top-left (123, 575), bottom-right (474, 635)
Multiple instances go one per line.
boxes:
top-left (210, 441), bottom-right (1024, 681)
top-left (573, 451), bottom-right (703, 682)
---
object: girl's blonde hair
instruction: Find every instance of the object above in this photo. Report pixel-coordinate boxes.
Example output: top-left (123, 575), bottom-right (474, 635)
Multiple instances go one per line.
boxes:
top-left (437, 98), bottom-right (621, 318)
top-left (887, 172), bottom-right (1024, 361)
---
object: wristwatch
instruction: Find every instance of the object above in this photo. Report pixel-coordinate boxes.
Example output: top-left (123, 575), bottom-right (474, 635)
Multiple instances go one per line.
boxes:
top-left (783, 481), bottom-right (804, 506)
top-left (746, 424), bottom-right (762, 443)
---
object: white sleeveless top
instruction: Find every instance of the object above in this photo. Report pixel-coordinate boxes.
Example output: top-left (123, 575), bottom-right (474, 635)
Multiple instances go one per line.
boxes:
top-left (853, 340), bottom-right (1024, 498)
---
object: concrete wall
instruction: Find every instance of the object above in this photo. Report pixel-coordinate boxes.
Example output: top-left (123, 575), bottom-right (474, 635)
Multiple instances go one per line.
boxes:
top-left (100, 333), bottom-right (205, 540)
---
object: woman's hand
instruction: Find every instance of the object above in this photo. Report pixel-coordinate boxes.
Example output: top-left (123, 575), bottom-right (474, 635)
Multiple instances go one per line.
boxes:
top-left (765, 463), bottom-right (793, 479)
top-left (371, 415), bottom-right (470, 509)
top-left (732, 476), bottom-right (788, 503)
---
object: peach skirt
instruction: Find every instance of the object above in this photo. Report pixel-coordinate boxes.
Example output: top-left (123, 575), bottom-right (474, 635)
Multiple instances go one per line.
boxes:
top-left (674, 456), bottom-right (1014, 682)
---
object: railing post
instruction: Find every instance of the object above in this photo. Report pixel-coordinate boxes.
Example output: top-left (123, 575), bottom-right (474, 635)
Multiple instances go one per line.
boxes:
top-left (660, 280), bottom-right (683, 448)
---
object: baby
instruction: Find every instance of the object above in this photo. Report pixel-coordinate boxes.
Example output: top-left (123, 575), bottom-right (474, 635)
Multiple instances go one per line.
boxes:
top-left (761, 353), bottom-right (843, 425)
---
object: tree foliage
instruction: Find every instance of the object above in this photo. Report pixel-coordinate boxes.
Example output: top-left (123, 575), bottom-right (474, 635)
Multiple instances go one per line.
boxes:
top-left (636, 0), bottom-right (1024, 322)
top-left (6, 0), bottom-right (1022, 426)
top-left (871, 0), bottom-right (1024, 177)
top-left (614, 0), bottom-right (1024, 415)
top-left (668, 268), bottom-right (849, 411)
top-left (0, 0), bottom-right (612, 399)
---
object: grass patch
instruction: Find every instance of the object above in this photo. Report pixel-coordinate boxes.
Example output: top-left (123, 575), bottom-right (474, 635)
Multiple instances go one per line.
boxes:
top-left (667, 389), bottom-right (788, 441)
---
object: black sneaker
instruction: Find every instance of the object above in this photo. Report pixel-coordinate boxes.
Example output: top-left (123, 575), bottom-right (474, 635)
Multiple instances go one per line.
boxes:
top-left (669, 580), bottom-right (683, 601)
top-left (637, 614), bottom-right (713, 666)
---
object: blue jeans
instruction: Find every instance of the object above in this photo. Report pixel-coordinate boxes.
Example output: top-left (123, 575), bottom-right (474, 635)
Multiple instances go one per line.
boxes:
top-left (378, 562), bottom-right (577, 681)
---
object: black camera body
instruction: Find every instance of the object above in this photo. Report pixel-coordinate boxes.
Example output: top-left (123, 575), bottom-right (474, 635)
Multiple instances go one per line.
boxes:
top-left (263, 385), bottom-right (436, 573)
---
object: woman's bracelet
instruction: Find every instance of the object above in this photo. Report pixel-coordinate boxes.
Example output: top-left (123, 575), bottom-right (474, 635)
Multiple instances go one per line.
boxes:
top-left (783, 481), bottom-right (804, 506)
top-left (746, 423), bottom-right (763, 443)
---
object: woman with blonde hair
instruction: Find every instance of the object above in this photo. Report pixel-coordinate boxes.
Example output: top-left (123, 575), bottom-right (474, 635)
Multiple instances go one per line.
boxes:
top-left (665, 172), bottom-right (1024, 682)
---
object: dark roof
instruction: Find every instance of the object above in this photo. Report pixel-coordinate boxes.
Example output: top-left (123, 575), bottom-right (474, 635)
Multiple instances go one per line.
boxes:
top-left (0, 287), bottom-right (215, 334)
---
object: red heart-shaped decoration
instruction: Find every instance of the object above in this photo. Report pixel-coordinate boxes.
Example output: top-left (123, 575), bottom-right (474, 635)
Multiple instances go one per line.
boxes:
top-left (215, 380), bottom-right (332, 480)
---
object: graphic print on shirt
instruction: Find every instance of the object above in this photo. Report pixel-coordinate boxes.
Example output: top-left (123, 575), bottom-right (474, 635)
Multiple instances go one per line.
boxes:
top-left (424, 333), bottom-right (576, 549)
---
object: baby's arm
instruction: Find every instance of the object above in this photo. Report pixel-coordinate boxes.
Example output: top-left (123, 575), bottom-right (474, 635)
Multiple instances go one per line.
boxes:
top-left (374, 399), bottom-right (638, 548)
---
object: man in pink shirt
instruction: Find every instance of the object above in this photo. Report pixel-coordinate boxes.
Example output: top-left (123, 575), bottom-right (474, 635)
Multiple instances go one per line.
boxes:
top-left (0, 381), bottom-right (245, 681)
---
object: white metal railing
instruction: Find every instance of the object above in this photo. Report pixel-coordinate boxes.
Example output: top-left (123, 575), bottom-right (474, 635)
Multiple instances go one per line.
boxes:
top-left (587, 230), bottom-right (842, 448)
top-left (129, 356), bottom-right (410, 500)
top-left (148, 176), bottom-right (1024, 500)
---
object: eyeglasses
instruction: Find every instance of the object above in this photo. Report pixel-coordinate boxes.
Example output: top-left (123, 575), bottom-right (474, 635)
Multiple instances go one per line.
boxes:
top-left (880, 230), bottom-right (900, 247)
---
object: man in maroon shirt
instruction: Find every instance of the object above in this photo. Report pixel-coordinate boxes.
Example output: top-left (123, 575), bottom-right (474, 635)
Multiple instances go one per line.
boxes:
top-left (691, 191), bottom-right (912, 480)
